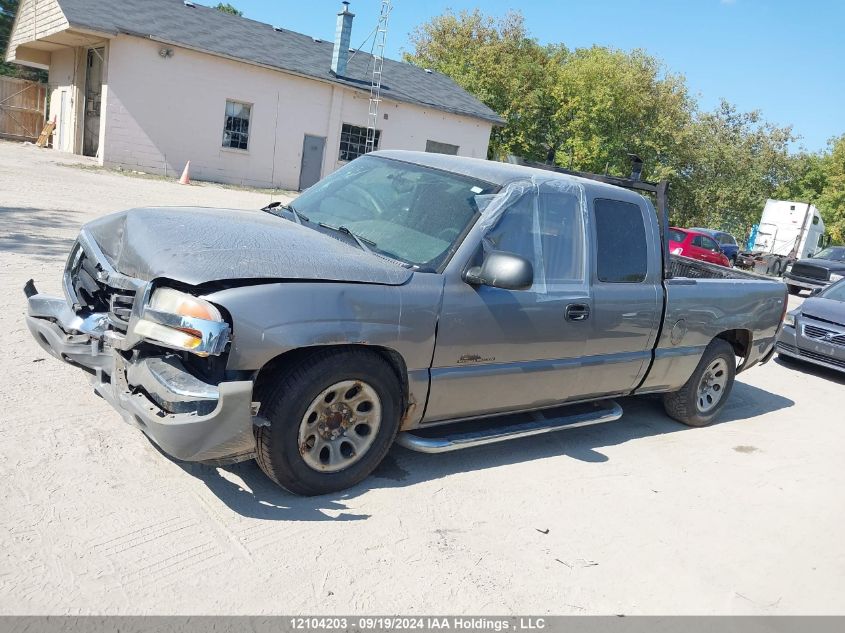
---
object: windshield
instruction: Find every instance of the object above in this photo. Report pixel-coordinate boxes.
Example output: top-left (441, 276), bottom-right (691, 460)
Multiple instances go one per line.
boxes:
top-left (819, 279), bottom-right (845, 302)
top-left (814, 247), bottom-right (845, 261)
top-left (290, 155), bottom-right (497, 269)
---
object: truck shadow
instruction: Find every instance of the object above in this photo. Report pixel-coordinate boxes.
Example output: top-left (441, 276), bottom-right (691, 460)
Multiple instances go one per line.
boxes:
top-left (179, 379), bottom-right (793, 521)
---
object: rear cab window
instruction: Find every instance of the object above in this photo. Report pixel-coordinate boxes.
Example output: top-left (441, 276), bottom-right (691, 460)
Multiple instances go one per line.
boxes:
top-left (593, 198), bottom-right (649, 283)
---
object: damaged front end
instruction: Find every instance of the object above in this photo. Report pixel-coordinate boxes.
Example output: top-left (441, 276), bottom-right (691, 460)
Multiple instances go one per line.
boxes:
top-left (24, 229), bottom-right (256, 463)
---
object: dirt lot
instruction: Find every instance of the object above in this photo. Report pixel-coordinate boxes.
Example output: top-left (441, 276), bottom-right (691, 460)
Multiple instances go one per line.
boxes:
top-left (1, 140), bottom-right (843, 615)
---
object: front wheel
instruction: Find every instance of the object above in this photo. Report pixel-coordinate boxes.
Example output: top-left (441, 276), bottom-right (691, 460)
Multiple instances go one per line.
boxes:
top-left (787, 284), bottom-right (802, 296)
top-left (254, 349), bottom-right (402, 496)
top-left (663, 339), bottom-right (736, 427)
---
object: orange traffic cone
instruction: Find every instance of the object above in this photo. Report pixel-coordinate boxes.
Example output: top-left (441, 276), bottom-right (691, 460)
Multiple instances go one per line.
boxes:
top-left (178, 161), bottom-right (191, 185)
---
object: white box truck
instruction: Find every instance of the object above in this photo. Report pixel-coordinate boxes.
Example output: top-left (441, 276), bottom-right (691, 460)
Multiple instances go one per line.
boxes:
top-left (737, 199), bottom-right (829, 275)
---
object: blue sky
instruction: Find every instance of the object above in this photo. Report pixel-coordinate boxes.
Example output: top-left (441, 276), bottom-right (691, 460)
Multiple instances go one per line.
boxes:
top-left (230, 0), bottom-right (843, 153)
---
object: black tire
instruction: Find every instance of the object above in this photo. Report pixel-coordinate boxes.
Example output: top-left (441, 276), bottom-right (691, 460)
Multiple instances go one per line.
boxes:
top-left (787, 284), bottom-right (802, 296)
top-left (663, 338), bottom-right (736, 427)
top-left (254, 348), bottom-right (402, 496)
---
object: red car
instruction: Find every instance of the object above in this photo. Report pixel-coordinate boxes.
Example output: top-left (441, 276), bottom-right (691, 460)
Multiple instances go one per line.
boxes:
top-left (668, 227), bottom-right (731, 267)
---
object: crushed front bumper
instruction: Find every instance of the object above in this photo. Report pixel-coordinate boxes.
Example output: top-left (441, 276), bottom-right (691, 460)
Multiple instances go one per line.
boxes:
top-left (26, 286), bottom-right (256, 463)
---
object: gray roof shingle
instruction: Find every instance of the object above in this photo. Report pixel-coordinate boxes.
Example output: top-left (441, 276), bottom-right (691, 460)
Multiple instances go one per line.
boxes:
top-left (55, 0), bottom-right (504, 124)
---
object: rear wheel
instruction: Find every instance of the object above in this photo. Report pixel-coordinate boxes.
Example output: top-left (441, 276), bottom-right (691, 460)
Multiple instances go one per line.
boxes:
top-left (787, 284), bottom-right (802, 296)
top-left (254, 349), bottom-right (402, 496)
top-left (663, 339), bottom-right (736, 427)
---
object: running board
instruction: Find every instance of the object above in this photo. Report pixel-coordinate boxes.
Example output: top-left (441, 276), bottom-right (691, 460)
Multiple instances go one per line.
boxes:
top-left (396, 400), bottom-right (623, 454)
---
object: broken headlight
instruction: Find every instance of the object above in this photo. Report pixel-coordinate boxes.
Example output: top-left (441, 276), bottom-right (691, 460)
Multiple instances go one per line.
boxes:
top-left (132, 287), bottom-right (230, 356)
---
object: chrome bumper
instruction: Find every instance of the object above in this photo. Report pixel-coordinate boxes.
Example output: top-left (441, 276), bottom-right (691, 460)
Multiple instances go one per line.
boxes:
top-left (26, 288), bottom-right (256, 463)
top-left (783, 275), bottom-right (828, 291)
top-left (776, 324), bottom-right (845, 374)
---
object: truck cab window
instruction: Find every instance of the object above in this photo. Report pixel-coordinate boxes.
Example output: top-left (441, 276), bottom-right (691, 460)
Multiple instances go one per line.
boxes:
top-left (593, 199), bottom-right (648, 283)
top-left (485, 188), bottom-right (584, 285)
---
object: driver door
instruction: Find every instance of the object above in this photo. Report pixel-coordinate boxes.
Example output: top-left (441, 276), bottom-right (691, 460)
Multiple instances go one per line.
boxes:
top-left (424, 185), bottom-right (591, 422)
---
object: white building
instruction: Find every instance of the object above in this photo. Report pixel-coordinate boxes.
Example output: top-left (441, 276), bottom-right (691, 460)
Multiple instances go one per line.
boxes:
top-left (5, 0), bottom-right (503, 189)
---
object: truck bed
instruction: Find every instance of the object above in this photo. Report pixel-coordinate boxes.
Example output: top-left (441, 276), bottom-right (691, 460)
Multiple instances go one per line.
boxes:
top-left (669, 254), bottom-right (767, 280)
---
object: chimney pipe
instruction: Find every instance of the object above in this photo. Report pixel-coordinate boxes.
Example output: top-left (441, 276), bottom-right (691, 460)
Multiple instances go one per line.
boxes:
top-left (331, 1), bottom-right (355, 76)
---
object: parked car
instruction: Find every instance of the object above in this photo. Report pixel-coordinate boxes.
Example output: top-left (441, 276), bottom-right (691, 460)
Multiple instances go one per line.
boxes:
top-left (783, 246), bottom-right (845, 295)
top-left (689, 228), bottom-right (740, 264)
top-left (25, 151), bottom-right (787, 495)
top-left (668, 227), bottom-right (732, 267)
top-left (777, 278), bottom-right (845, 373)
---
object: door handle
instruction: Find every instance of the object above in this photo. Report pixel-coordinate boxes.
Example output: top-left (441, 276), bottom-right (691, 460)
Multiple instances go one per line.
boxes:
top-left (565, 303), bottom-right (590, 322)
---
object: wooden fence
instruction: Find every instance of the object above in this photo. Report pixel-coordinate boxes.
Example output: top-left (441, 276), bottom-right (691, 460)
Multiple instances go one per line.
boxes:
top-left (0, 76), bottom-right (47, 143)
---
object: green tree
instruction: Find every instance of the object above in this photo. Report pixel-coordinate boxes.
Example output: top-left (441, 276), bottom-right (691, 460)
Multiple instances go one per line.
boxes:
top-left (1, 0), bottom-right (19, 76)
top-left (817, 135), bottom-right (845, 242)
top-left (671, 100), bottom-right (795, 234)
top-left (548, 46), bottom-right (694, 184)
top-left (405, 10), bottom-right (693, 180)
top-left (406, 8), bottom-right (815, 236)
top-left (214, 3), bottom-right (242, 16)
top-left (404, 9), bottom-right (561, 160)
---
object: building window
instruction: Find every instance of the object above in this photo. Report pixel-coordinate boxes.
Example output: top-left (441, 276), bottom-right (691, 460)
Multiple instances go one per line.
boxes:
top-left (339, 123), bottom-right (380, 161)
top-left (223, 100), bottom-right (251, 150)
top-left (425, 140), bottom-right (459, 155)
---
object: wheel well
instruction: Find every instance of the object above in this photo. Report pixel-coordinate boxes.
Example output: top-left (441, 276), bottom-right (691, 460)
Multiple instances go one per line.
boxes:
top-left (716, 329), bottom-right (751, 368)
top-left (253, 345), bottom-right (409, 410)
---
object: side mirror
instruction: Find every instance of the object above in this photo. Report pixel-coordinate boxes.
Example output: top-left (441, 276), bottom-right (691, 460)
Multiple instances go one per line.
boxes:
top-left (464, 250), bottom-right (533, 291)
top-left (810, 287), bottom-right (822, 296)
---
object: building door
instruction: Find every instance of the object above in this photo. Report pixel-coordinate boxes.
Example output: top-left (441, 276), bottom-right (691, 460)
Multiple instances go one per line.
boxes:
top-left (299, 134), bottom-right (325, 190)
top-left (82, 47), bottom-right (105, 157)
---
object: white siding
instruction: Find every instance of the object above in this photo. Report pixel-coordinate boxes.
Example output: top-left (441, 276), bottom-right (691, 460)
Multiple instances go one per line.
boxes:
top-left (6, 0), bottom-right (68, 61)
top-left (102, 35), bottom-right (493, 189)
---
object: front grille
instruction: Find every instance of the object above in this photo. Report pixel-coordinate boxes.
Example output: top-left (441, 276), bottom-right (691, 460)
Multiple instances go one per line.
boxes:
top-left (797, 348), bottom-right (845, 370)
top-left (790, 263), bottom-right (829, 281)
top-left (68, 244), bottom-right (136, 330)
top-left (803, 324), bottom-right (845, 348)
top-left (778, 341), bottom-right (845, 369)
top-left (776, 341), bottom-right (799, 355)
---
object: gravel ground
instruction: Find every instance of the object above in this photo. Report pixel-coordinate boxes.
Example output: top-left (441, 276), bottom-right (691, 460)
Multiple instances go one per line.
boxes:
top-left (1, 140), bottom-right (843, 615)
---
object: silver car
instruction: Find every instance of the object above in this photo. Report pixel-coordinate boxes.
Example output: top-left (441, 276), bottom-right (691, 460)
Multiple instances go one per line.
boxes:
top-left (777, 279), bottom-right (845, 373)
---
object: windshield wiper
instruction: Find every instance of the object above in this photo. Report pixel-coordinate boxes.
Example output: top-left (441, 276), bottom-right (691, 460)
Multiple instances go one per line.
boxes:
top-left (262, 201), bottom-right (309, 225)
top-left (318, 222), bottom-right (376, 254)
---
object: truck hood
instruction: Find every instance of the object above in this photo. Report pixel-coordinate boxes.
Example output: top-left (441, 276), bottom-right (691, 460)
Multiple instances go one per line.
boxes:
top-left (801, 297), bottom-right (845, 327)
top-left (793, 257), bottom-right (845, 272)
top-left (83, 207), bottom-right (413, 286)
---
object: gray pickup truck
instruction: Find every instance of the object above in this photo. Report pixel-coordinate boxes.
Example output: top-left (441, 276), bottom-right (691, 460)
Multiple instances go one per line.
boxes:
top-left (26, 151), bottom-right (787, 495)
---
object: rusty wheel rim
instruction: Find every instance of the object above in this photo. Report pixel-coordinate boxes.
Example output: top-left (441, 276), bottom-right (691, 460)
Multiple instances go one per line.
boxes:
top-left (298, 380), bottom-right (382, 473)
